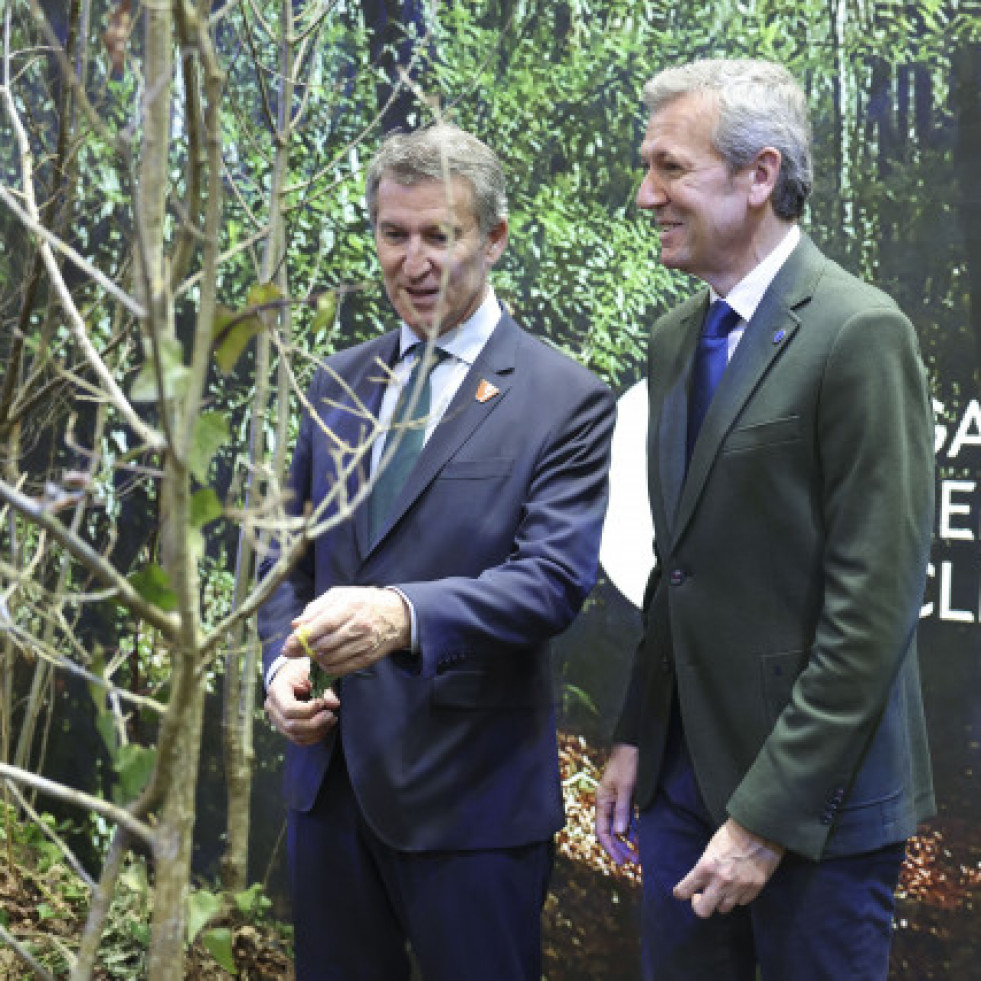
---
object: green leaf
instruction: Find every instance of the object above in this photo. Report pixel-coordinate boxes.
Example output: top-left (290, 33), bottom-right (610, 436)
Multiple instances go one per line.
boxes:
top-left (233, 882), bottom-right (269, 917)
top-left (246, 281), bottom-right (283, 307)
top-left (211, 305), bottom-right (260, 375)
top-left (202, 926), bottom-right (237, 974)
top-left (187, 889), bottom-right (223, 945)
top-left (130, 338), bottom-right (190, 403)
top-left (189, 412), bottom-right (229, 484)
top-left (190, 488), bottom-right (223, 528)
top-left (36, 902), bottom-right (58, 921)
top-left (128, 564), bottom-right (177, 611)
top-left (119, 861), bottom-right (149, 899)
top-left (114, 743), bottom-right (156, 800)
top-left (310, 290), bottom-right (337, 335)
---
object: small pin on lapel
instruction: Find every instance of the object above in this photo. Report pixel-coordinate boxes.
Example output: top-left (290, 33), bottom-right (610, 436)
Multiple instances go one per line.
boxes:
top-left (772, 329), bottom-right (786, 345)
top-left (475, 379), bottom-right (500, 403)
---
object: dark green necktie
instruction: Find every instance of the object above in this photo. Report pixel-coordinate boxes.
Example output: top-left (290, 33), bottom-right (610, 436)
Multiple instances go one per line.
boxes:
top-left (368, 345), bottom-right (446, 541)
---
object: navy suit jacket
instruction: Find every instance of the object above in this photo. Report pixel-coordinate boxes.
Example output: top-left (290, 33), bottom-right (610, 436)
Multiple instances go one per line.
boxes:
top-left (259, 311), bottom-right (615, 851)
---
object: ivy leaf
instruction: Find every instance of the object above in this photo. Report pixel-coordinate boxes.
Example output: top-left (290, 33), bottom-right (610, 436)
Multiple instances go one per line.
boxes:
top-left (114, 743), bottom-right (156, 801)
top-left (130, 338), bottom-right (189, 403)
top-left (128, 564), bottom-right (177, 611)
top-left (233, 883), bottom-right (270, 917)
top-left (187, 889), bottom-right (223, 945)
top-left (202, 926), bottom-right (237, 974)
top-left (189, 412), bottom-right (229, 484)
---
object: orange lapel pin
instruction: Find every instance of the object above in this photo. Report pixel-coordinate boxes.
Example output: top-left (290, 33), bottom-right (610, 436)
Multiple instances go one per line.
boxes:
top-left (475, 379), bottom-right (500, 403)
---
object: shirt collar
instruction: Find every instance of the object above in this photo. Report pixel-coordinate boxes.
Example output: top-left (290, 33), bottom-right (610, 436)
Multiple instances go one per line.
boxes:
top-left (398, 288), bottom-right (502, 365)
top-left (710, 224), bottom-right (801, 324)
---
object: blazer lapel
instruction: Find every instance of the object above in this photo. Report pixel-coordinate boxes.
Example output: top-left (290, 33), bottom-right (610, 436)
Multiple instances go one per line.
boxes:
top-left (351, 333), bottom-right (401, 558)
top-left (672, 235), bottom-right (825, 545)
top-left (364, 313), bottom-right (518, 553)
top-left (653, 301), bottom-right (704, 543)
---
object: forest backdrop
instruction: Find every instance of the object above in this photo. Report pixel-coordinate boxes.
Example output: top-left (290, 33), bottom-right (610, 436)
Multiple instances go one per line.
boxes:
top-left (2, 0), bottom-right (980, 978)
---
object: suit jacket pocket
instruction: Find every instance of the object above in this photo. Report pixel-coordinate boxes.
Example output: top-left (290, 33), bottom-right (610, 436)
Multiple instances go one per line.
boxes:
top-left (439, 457), bottom-right (514, 479)
top-left (760, 649), bottom-right (806, 726)
top-left (723, 416), bottom-right (801, 454)
top-left (431, 668), bottom-right (552, 709)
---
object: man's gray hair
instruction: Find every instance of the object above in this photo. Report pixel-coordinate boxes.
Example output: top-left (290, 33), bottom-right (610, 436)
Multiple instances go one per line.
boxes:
top-left (642, 59), bottom-right (813, 221)
top-left (365, 123), bottom-right (508, 237)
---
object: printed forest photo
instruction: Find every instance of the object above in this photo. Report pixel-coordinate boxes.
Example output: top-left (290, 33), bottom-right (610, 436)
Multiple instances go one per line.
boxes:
top-left (2, 1), bottom-right (981, 977)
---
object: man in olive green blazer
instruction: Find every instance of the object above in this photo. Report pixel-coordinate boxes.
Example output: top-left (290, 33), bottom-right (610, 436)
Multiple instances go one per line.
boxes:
top-left (596, 59), bottom-right (934, 980)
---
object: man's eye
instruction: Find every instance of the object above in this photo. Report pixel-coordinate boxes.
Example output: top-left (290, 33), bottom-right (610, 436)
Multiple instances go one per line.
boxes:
top-left (382, 229), bottom-right (406, 243)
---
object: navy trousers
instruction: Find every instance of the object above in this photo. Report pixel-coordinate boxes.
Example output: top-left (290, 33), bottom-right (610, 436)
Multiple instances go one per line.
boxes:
top-left (637, 709), bottom-right (905, 981)
top-left (287, 747), bottom-right (553, 981)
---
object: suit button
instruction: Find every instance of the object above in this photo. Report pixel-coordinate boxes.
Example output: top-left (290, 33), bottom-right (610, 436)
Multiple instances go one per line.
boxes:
top-left (669, 569), bottom-right (686, 586)
top-left (661, 656), bottom-right (672, 673)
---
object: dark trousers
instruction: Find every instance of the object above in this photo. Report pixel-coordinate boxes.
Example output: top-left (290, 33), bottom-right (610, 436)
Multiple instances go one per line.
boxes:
top-left (287, 748), bottom-right (553, 981)
top-left (637, 709), bottom-right (905, 981)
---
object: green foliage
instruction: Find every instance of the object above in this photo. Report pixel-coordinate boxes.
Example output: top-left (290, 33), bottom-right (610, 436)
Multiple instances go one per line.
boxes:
top-left (201, 928), bottom-right (237, 974)
top-left (186, 888), bottom-right (223, 944)
top-left (127, 565), bottom-right (178, 612)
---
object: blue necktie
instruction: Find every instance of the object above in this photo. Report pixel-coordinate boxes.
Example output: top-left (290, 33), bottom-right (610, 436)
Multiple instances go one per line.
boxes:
top-left (687, 300), bottom-right (741, 463)
top-left (369, 345), bottom-right (446, 541)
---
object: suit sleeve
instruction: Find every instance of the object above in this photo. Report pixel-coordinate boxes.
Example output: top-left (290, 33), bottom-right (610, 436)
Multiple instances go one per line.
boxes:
top-left (396, 380), bottom-right (615, 679)
top-left (256, 377), bottom-right (319, 685)
top-left (726, 302), bottom-right (934, 857)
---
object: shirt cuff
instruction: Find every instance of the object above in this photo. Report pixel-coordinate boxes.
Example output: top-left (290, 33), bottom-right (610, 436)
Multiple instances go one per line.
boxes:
top-left (386, 586), bottom-right (418, 652)
top-left (265, 654), bottom-right (289, 690)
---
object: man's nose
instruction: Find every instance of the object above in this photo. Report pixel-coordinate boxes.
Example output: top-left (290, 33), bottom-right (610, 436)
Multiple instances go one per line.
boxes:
top-left (636, 171), bottom-right (664, 210)
top-left (403, 238), bottom-right (431, 277)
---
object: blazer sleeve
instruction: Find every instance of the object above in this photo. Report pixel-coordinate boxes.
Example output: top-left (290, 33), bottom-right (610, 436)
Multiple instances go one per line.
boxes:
top-left (256, 376), bottom-right (319, 684)
top-left (726, 300), bottom-right (935, 856)
top-left (397, 378), bottom-right (616, 679)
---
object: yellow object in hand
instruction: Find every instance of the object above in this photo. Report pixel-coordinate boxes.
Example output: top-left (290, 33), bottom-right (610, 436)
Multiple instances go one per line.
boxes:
top-left (296, 624), bottom-right (335, 699)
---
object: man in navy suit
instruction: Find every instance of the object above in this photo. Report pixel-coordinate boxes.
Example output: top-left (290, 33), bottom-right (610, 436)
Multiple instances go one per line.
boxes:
top-left (260, 123), bottom-right (614, 980)
top-left (595, 60), bottom-right (934, 979)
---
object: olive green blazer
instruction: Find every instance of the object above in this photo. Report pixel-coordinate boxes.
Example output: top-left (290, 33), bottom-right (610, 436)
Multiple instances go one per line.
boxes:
top-left (615, 233), bottom-right (935, 861)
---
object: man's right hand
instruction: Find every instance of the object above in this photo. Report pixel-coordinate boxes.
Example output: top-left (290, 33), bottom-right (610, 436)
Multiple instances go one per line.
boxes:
top-left (264, 657), bottom-right (340, 747)
top-left (594, 742), bottom-right (640, 865)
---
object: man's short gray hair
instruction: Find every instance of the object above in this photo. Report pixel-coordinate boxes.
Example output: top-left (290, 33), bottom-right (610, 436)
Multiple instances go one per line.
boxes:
top-left (642, 59), bottom-right (813, 221)
top-left (365, 123), bottom-right (508, 238)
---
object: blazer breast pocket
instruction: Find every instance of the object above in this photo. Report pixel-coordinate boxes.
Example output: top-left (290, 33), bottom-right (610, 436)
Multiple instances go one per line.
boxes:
top-left (723, 416), bottom-right (801, 455)
top-left (439, 458), bottom-right (514, 480)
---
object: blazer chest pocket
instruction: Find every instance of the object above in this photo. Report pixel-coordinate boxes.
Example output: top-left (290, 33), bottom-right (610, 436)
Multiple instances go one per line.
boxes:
top-left (723, 416), bottom-right (801, 455)
top-left (439, 458), bottom-right (513, 480)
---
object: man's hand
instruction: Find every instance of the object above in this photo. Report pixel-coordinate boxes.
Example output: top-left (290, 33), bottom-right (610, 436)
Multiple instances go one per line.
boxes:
top-left (594, 743), bottom-right (640, 865)
top-left (264, 658), bottom-right (340, 746)
top-left (282, 586), bottom-right (411, 678)
top-left (674, 817), bottom-right (784, 918)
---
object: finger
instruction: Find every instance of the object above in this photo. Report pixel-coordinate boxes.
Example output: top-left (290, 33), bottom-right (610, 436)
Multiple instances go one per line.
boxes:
top-left (673, 866), bottom-right (704, 901)
top-left (613, 794), bottom-right (632, 835)
top-left (690, 889), bottom-right (721, 920)
top-left (717, 893), bottom-right (738, 915)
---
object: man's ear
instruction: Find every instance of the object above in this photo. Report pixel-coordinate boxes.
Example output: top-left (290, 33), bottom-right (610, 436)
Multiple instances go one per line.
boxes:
top-left (748, 147), bottom-right (782, 208)
top-left (484, 218), bottom-right (509, 264)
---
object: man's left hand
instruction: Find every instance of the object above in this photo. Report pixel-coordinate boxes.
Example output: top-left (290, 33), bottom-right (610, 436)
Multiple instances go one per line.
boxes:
top-left (284, 586), bottom-right (411, 677)
top-left (673, 817), bottom-right (784, 918)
